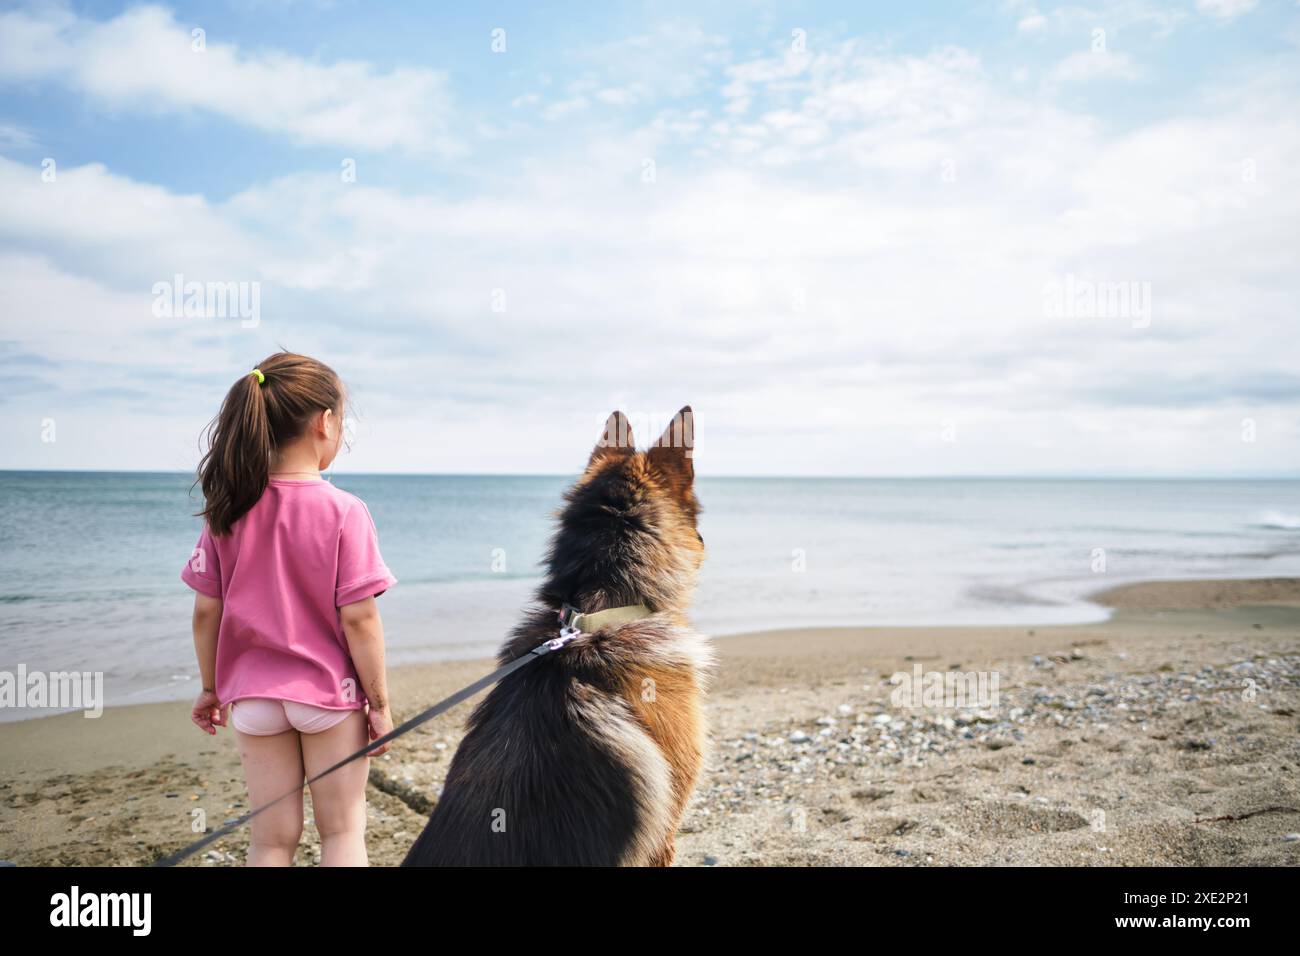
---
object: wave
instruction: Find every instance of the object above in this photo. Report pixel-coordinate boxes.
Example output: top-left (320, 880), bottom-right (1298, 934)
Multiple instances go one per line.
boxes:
top-left (965, 583), bottom-right (1064, 608)
top-left (1256, 510), bottom-right (1300, 530)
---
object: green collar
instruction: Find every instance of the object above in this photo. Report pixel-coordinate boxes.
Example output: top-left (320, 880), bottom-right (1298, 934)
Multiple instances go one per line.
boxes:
top-left (558, 602), bottom-right (654, 634)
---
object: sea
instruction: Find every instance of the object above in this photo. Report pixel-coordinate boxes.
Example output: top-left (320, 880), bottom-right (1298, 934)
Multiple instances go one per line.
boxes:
top-left (2, 471), bottom-right (1298, 721)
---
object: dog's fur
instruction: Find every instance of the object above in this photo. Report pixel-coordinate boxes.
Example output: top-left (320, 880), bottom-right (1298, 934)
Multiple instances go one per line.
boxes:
top-left (401, 407), bottom-right (712, 866)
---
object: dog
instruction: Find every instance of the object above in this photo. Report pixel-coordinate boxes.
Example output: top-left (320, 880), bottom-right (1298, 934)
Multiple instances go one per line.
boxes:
top-left (402, 406), bottom-right (712, 866)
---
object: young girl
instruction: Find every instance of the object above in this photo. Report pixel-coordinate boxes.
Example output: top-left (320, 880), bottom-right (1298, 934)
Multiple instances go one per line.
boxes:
top-left (181, 351), bottom-right (396, 866)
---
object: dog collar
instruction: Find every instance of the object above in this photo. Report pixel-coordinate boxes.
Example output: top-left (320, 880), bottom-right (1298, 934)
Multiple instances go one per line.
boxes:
top-left (557, 602), bottom-right (654, 635)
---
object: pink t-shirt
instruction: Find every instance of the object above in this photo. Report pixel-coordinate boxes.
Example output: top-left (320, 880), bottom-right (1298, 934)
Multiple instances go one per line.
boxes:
top-left (181, 477), bottom-right (397, 712)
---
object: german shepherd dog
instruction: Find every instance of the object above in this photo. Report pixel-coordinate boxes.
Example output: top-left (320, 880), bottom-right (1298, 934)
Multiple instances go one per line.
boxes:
top-left (402, 407), bottom-right (712, 866)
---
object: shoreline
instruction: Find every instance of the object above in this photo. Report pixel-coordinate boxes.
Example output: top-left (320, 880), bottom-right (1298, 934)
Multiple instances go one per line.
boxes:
top-left (1, 575), bottom-right (1298, 865)
top-left (10, 572), bottom-right (1297, 728)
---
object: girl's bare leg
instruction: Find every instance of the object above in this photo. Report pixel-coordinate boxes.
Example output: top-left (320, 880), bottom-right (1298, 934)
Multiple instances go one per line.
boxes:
top-left (300, 709), bottom-right (370, 866)
top-left (234, 727), bottom-right (305, 866)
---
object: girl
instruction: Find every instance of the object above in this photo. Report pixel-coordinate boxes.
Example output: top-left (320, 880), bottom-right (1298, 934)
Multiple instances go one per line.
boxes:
top-left (182, 351), bottom-right (396, 866)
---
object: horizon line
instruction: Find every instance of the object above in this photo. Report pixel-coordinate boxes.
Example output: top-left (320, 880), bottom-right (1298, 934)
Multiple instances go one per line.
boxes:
top-left (2, 468), bottom-right (1299, 482)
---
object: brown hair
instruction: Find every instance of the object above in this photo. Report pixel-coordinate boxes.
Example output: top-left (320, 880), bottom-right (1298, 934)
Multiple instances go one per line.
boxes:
top-left (195, 352), bottom-right (344, 536)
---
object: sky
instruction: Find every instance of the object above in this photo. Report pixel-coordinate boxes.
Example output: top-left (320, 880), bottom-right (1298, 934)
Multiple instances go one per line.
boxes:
top-left (0, 0), bottom-right (1297, 477)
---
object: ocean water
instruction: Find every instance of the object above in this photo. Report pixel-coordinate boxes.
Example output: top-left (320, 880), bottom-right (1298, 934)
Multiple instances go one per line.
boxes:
top-left (2, 471), bottom-right (1299, 720)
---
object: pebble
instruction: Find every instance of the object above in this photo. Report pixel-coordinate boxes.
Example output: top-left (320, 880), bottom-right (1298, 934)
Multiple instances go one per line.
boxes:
top-left (689, 654), bottom-right (1300, 828)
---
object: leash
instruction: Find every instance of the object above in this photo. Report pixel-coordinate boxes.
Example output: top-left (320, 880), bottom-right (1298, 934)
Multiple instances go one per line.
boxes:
top-left (154, 629), bottom-right (575, 866)
top-left (153, 602), bottom-right (653, 867)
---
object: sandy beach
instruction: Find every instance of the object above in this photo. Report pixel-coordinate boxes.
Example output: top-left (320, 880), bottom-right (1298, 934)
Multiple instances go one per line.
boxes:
top-left (2, 577), bottom-right (1298, 866)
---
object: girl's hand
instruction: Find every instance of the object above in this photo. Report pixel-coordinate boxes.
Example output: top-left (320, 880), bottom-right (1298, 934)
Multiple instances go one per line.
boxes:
top-left (365, 703), bottom-right (394, 756)
top-left (191, 689), bottom-right (226, 735)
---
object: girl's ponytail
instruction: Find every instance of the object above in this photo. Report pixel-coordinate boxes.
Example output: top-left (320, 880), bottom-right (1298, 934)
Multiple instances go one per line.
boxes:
top-left (195, 352), bottom-right (344, 535)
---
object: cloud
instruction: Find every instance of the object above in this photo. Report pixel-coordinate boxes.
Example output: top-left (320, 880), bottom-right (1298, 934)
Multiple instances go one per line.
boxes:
top-left (0, 122), bottom-right (34, 149)
top-left (705, 43), bottom-right (1099, 186)
top-left (540, 96), bottom-right (590, 121)
top-left (0, 4), bottom-right (458, 153)
top-left (594, 87), bottom-right (639, 107)
top-left (576, 22), bottom-right (730, 101)
top-left (522, 22), bottom-right (730, 121)
top-left (0, 156), bottom-right (264, 287)
top-left (1017, 13), bottom-right (1049, 34)
top-left (1050, 50), bottom-right (1142, 85)
top-left (1005, 1), bottom-right (1189, 40)
top-left (1, 11), bottom-right (1298, 474)
top-left (1196, 0), bottom-right (1259, 21)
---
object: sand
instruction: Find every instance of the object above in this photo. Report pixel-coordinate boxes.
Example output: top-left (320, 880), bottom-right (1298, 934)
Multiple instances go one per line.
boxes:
top-left (2, 577), bottom-right (1298, 866)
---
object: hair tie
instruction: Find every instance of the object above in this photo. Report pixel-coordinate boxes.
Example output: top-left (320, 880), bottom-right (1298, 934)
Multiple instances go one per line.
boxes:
top-left (250, 368), bottom-right (265, 385)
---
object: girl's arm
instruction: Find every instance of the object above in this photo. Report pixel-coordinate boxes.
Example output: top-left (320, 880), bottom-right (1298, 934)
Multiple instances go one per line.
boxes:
top-left (193, 593), bottom-right (222, 687)
top-left (340, 596), bottom-right (393, 754)
top-left (191, 593), bottom-right (224, 733)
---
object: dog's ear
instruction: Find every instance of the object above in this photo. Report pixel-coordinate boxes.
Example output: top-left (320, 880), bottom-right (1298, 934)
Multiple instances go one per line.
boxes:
top-left (648, 406), bottom-right (694, 488)
top-left (587, 410), bottom-right (635, 470)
